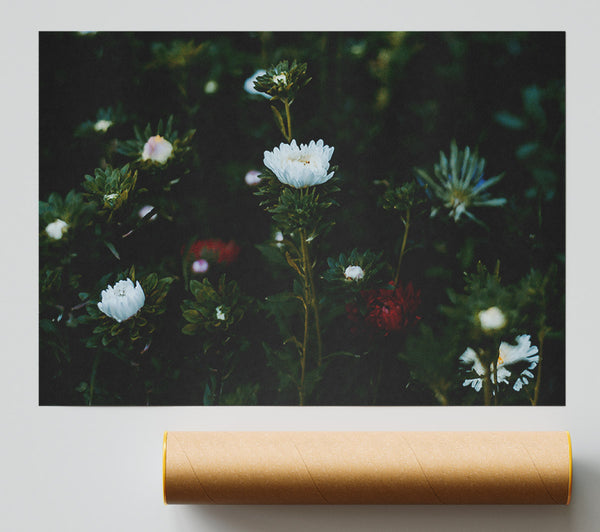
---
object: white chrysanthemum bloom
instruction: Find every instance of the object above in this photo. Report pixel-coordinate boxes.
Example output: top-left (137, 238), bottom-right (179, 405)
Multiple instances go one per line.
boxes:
top-left (215, 305), bottom-right (226, 321)
top-left (192, 259), bottom-right (209, 274)
top-left (142, 135), bottom-right (173, 164)
top-left (244, 170), bottom-right (262, 186)
top-left (460, 334), bottom-right (539, 393)
top-left (204, 80), bottom-right (218, 94)
top-left (344, 265), bottom-right (365, 281)
top-left (45, 219), bottom-right (69, 240)
top-left (94, 119), bottom-right (113, 132)
top-left (263, 139), bottom-right (335, 188)
top-left (138, 205), bottom-right (157, 221)
top-left (497, 335), bottom-right (540, 391)
top-left (459, 347), bottom-right (487, 392)
top-left (97, 278), bottom-right (145, 323)
top-left (478, 306), bottom-right (507, 331)
top-left (244, 69), bottom-right (270, 98)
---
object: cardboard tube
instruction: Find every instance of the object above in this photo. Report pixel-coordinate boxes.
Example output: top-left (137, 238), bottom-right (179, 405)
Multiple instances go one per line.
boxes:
top-left (163, 431), bottom-right (572, 505)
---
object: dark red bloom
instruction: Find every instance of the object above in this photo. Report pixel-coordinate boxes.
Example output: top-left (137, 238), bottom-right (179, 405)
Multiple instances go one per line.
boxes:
top-left (184, 239), bottom-right (241, 265)
top-left (347, 282), bottom-right (421, 336)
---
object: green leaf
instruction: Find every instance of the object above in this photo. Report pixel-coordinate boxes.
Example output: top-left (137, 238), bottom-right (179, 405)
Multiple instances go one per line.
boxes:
top-left (104, 241), bottom-right (120, 260)
top-left (182, 309), bottom-right (202, 323)
top-left (181, 323), bottom-right (198, 335)
top-left (494, 111), bottom-right (525, 130)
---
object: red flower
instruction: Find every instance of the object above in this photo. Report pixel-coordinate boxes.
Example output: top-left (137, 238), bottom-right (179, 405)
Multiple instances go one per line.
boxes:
top-left (184, 239), bottom-right (240, 265)
top-left (347, 282), bottom-right (421, 336)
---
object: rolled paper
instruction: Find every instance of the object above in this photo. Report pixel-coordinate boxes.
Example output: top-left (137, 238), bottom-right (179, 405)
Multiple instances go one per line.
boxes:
top-left (163, 431), bottom-right (572, 505)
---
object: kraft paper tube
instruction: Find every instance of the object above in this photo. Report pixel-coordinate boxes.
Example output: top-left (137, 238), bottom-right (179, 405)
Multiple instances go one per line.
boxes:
top-left (163, 431), bottom-right (572, 505)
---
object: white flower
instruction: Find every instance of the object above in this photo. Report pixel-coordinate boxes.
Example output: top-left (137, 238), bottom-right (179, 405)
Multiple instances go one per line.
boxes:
top-left (215, 305), bottom-right (226, 321)
top-left (94, 119), bottom-right (112, 132)
top-left (344, 265), bottom-right (365, 281)
top-left (460, 334), bottom-right (539, 393)
top-left (45, 219), bottom-right (69, 240)
top-left (263, 139), bottom-right (335, 188)
top-left (498, 335), bottom-right (540, 391)
top-left (97, 278), bottom-right (145, 323)
top-left (142, 135), bottom-right (173, 164)
top-left (274, 231), bottom-right (284, 242)
top-left (192, 259), bottom-right (209, 274)
top-left (244, 69), bottom-right (270, 98)
top-left (478, 306), bottom-right (507, 331)
top-left (244, 170), bottom-right (262, 186)
top-left (138, 205), bottom-right (157, 221)
top-left (204, 80), bottom-right (218, 94)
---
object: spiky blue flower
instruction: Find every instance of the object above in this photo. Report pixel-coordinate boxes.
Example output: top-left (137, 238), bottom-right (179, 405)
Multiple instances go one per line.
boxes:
top-left (415, 141), bottom-right (506, 222)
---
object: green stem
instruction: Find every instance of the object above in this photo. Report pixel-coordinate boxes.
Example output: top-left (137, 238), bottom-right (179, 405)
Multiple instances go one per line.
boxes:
top-left (88, 351), bottom-right (101, 406)
top-left (394, 208), bottom-right (410, 286)
top-left (283, 98), bottom-right (292, 142)
top-left (301, 235), bottom-right (323, 367)
top-left (298, 228), bottom-right (311, 406)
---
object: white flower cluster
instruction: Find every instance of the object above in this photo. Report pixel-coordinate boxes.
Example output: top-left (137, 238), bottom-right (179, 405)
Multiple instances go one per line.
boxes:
top-left (98, 278), bottom-right (145, 323)
top-left (263, 139), bottom-right (335, 188)
top-left (460, 334), bottom-right (539, 393)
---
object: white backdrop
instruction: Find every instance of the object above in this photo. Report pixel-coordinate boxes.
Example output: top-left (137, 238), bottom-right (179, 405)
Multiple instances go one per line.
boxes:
top-left (3, 2), bottom-right (599, 530)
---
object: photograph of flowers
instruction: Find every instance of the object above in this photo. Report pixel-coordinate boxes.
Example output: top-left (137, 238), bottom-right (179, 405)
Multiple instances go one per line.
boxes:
top-left (39, 31), bottom-right (565, 406)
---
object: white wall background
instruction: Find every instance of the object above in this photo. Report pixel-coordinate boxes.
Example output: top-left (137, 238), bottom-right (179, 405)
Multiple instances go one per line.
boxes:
top-left (2, 2), bottom-right (599, 530)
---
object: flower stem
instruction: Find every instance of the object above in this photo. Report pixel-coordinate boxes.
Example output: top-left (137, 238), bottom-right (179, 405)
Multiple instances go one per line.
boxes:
top-left (394, 208), bottom-right (411, 286)
top-left (301, 236), bottom-right (323, 367)
top-left (283, 98), bottom-right (292, 142)
top-left (298, 228), bottom-right (312, 405)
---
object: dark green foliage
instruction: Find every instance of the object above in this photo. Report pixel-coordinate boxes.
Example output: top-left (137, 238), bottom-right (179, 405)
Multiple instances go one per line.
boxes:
top-left (82, 164), bottom-right (138, 218)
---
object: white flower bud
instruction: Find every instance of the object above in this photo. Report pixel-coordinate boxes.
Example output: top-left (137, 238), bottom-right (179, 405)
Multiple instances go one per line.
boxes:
top-left (272, 73), bottom-right (287, 85)
top-left (478, 306), bottom-right (507, 331)
top-left (97, 278), bottom-right (145, 323)
top-left (244, 170), bottom-right (262, 186)
top-left (94, 119), bottom-right (112, 132)
top-left (142, 135), bottom-right (173, 164)
top-left (192, 259), bottom-right (209, 274)
top-left (45, 219), bottom-right (69, 240)
top-left (215, 305), bottom-right (226, 321)
top-left (103, 193), bottom-right (119, 206)
top-left (204, 80), bottom-right (218, 94)
top-left (344, 265), bottom-right (365, 281)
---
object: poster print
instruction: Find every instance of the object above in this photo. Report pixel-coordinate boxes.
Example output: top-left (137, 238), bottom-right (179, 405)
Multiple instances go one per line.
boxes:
top-left (39, 32), bottom-right (565, 406)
